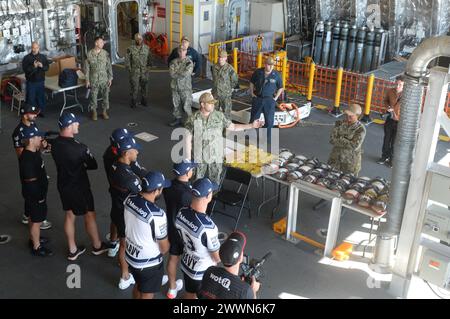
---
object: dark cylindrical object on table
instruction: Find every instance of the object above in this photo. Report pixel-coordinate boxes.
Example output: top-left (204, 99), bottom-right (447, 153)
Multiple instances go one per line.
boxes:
top-left (345, 25), bottom-right (357, 70)
top-left (313, 21), bottom-right (324, 64)
top-left (329, 22), bottom-right (341, 67)
top-left (361, 28), bottom-right (375, 73)
top-left (321, 21), bottom-right (333, 66)
top-left (353, 27), bottom-right (366, 73)
top-left (371, 28), bottom-right (383, 70)
top-left (337, 22), bottom-right (349, 68)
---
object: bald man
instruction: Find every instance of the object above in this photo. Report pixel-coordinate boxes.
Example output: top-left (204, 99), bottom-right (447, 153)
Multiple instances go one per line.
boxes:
top-left (125, 33), bottom-right (153, 108)
top-left (22, 42), bottom-right (49, 116)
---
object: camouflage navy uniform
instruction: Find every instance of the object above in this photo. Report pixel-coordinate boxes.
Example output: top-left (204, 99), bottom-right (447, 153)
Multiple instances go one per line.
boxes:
top-left (125, 44), bottom-right (152, 107)
top-left (85, 49), bottom-right (113, 111)
top-left (185, 110), bottom-right (232, 184)
top-left (328, 120), bottom-right (366, 176)
top-left (169, 57), bottom-right (193, 120)
top-left (211, 62), bottom-right (239, 119)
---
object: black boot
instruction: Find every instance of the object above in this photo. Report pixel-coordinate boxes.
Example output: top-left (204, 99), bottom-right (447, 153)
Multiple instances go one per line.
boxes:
top-left (141, 97), bottom-right (148, 107)
top-left (168, 119), bottom-right (182, 127)
top-left (130, 99), bottom-right (137, 108)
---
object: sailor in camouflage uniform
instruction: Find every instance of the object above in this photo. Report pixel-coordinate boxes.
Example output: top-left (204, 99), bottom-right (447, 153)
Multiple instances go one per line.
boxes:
top-left (211, 50), bottom-right (239, 119)
top-left (168, 46), bottom-right (193, 127)
top-left (184, 92), bottom-right (263, 184)
top-left (328, 104), bottom-right (366, 176)
top-left (125, 33), bottom-right (153, 108)
top-left (85, 36), bottom-right (113, 121)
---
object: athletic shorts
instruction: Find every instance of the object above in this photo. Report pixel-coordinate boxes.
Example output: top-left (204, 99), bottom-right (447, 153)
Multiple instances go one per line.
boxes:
top-left (168, 229), bottom-right (184, 256)
top-left (183, 272), bottom-right (202, 294)
top-left (129, 262), bottom-right (164, 294)
top-left (110, 195), bottom-right (125, 238)
top-left (59, 187), bottom-right (95, 216)
top-left (24, 198), bottom-right (47, 223)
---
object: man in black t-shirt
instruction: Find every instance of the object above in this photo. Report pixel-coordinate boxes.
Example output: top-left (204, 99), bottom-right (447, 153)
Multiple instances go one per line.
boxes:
top-left (12, 104), bottom-right (52, 228)
top-left (103, 128), bottom-right (147, 258)
top-left (51, 113), bottom-right (109, 261)
top-left (162, 159), bottom-right (197, 299)
top-left (198, 232), bottom-right (260, 299)
top-left (19, 126), bottom-right (53, 257)
top-left (111, 136), bottom-right (144, 290)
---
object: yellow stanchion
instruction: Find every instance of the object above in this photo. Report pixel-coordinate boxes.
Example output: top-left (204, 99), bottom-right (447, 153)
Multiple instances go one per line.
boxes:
top-left (331, 67), bottom-right (344, 116)
top-left (361, 74), bottom-right (375, 123)
top-left (307, 62), bottom-right (315, 101)
top-left (282, 57), bottom-right (288, 89)
top-left (291, 232), bottom-right (325, 249)
top-left (214, 46), bottom-right (219, 64)
top-left (233, 48), bottom-right (238, 73)
top-left (257, 52), bottom-right (263, 68)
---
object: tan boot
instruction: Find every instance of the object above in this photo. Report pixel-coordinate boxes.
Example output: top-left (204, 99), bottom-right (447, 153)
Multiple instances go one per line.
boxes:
top-left (102, 110), bottom-right (109, 120)
top-left (91, 110), bottom-right (97, 121)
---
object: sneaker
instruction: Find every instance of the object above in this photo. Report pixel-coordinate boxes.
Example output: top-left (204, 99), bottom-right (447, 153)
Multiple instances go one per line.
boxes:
top-left (0, 234), bottom-right (11, 244)
top-left (67, 246), bottom-right (86, 261)
top-left (108, 241), bottom-right (119, 258)
top-left (118, 274), bottom-right (135, 290)
top-left (31, 246), bottom-right (53, 257)
top-left (21, 214), bottom-right (29, 225)
top-left (105, 233), bottom-right (111, 241)
top-left (92, 242), bottom-right (110, 256)
top-left (28, 237), bottom-right (50, 248)
top-left (161, 275), bottom-right (169, 286)
top-left (376, 157), bottom-right (388, 165)
top-left (166, 279), bottom-right (184, 299)
top-left (168, 119), bottom-right (182, 127)
top-left (40, 220), bottom-right (52, 230)
top-left (386, 160), bottom-right (393, 168)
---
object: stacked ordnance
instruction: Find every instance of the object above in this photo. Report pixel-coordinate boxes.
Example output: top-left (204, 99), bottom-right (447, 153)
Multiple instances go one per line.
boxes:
top-left (312, 20), bottom-right (388, 73)
top-left (262, 149), bottom-right (390, 214)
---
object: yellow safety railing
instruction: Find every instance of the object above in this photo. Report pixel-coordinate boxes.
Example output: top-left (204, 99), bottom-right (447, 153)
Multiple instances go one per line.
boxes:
top-left (208, 37), bottom-right (245, 63)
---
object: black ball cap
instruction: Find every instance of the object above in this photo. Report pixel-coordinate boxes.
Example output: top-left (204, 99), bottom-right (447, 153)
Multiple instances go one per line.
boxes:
top-left (220, 232), bottom-right (247, 267)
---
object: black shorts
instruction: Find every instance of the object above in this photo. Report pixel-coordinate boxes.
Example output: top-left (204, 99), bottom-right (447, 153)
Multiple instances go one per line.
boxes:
top-left (168, 229), bottom-right (184, 256)
top-left (129, 262), bottom-right (164, 294)
top-left (60, 187), bottom-right (95, 216)
top-left (110, 195), bottom-right (125, 238)
top-left (183, 272), bottom-right (202, 294)
top-left (24, 198), bottom-right (47, 223)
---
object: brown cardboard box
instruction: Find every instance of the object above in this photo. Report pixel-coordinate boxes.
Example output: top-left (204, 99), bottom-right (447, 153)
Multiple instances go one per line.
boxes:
top-left (59, 56), bottom-right (76, 71)
top-left (46, 61), bottom-right (60, 76)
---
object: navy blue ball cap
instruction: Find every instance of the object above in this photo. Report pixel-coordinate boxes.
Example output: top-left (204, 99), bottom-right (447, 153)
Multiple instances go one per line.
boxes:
top-left (117, 136), bottom-right (141, 152)
top-left (191, 178), bottom-right (218, 197)
top-left (142, 171), bottom-right (171, 192)
top-left (58, 112), bottom-right (79, 129)
top-left (110, 128), bottom-right (134, 145)
top-left (19, 126), bottom-right (45, 139)
top-left (173, 159), bottom-right (198, 176)
top-left (20, 104), bottom-right (40, 115)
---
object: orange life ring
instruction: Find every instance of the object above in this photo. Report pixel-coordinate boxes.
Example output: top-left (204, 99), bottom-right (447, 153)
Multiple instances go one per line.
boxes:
top-left (277, 102), bottom-right (301, 128)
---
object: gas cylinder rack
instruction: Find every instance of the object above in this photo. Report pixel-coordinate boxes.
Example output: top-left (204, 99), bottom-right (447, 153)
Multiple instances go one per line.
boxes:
top-left (311, 20), bottom-right (388, 73)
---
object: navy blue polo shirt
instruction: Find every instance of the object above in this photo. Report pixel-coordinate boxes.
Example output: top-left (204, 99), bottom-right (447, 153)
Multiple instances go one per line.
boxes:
top-left (250, 68), bottom-right (282, 98)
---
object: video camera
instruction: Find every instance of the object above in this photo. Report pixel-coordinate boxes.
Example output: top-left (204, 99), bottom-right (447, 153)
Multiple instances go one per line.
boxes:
top-left (240, 252), bottom-right (271, 284)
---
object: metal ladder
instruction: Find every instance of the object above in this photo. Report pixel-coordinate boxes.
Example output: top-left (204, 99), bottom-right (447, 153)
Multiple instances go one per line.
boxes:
top-left (169, 0), bottom-right (183, 51)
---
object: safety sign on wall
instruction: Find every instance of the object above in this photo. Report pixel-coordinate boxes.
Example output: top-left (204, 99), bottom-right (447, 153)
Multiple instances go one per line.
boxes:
top-left (184, 4), bottom-right (194, 16)
top-left (157, 7), bottom-right (166, 18)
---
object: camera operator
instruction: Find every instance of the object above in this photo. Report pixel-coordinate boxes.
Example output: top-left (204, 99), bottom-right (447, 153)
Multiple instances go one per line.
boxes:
top-left (198, 232), bottom-right (260, 299)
